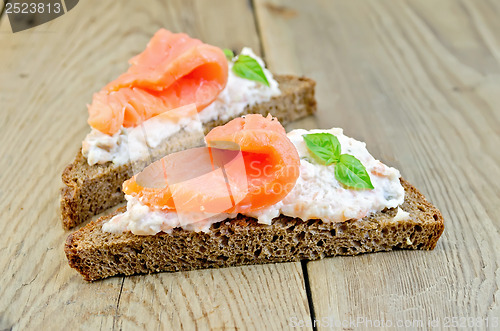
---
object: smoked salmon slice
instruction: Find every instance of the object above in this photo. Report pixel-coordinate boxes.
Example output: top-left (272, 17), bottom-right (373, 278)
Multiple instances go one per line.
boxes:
top-left (123, 114), bottom-right (300, 215)
top-left (87, 29), bottom-right (228, 135)
top-left (205, 114), bottom-right (300, 212)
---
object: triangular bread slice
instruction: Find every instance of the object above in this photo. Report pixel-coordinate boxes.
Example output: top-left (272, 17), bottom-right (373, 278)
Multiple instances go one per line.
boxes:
top-left (65, 178), bottom-right (444, 282)
top-left (60, 75), bottom-right (316, 230)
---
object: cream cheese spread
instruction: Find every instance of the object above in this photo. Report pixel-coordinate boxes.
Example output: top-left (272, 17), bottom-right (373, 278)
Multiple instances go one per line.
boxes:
top-left (82, 48), bottom-right (281, 166)
top-left (102, 128), bottom-right (405, 235)
top-left (393, 206), bottom-right (411, 222)
top-left (103, 195), bottom-right (238, 235)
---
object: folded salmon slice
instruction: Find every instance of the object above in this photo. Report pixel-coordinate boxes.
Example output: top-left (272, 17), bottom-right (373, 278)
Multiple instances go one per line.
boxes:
top-left (88, 29), bottom-right (228, 135)
top-left (123, 114), bottom-right (300, 214)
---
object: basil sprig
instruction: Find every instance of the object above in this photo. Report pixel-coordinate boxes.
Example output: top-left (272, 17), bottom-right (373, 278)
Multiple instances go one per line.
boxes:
top-left (303, 133), bottom-right (341, 165)
top-left (303, 133), bottom-right (374, 190)
top-left (223, 48), bottom-right (234, 60)
top-left (230, 54), bottom-right (270, 87)
top-left (334, 154), bottom-right (374, 190)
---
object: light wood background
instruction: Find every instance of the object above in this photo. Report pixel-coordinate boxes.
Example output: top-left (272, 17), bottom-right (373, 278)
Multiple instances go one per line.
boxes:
top-left (1, 0), bottom-right (499, 330)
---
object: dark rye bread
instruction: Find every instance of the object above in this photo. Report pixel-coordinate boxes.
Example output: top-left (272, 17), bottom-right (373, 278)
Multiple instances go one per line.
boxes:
top-left (61, 75), bottom-right (316, 230)
top-left (65, 178), bottom-right (444, 282)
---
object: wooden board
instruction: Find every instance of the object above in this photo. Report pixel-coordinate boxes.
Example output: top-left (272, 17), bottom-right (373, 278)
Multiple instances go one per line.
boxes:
top-left (256, 0), bottom-right (500, 329)
top-left (0, 1), bottom-right (311, 329)
top-left (2, 0), bottom-right (500, 329)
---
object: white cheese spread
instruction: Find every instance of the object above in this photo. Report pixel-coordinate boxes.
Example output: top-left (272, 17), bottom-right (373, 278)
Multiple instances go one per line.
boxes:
top-left (102, 128), bottom-right (405, 235)
top-left (393, 206), bottom-right (411, 222)
top-left (82, 48), bottom-right (281, 166)
top-left (246, 128), bottom-right (404, 224)
top-left (103, 195), bottom-right (238, 235)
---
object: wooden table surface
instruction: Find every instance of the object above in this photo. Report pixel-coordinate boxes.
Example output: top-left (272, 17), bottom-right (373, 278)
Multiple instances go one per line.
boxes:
top-left (1, 0), bottom-right (499, 329)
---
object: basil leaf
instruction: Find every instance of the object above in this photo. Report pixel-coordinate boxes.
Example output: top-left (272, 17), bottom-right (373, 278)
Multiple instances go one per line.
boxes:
top-left (223, 48), bottom-right (234, 60)
top-left (303, 133), bottom-right (341, 165)
top-left (334, 154), bottom-right (374, 189)
top-left (232, 55), bottom-right (270, 87)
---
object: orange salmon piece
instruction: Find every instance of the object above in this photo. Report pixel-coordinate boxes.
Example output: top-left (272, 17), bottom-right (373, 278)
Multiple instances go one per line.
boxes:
top-left (205, 114), bottom-right (300, 212)
top-left (88, 29), bottom-right (228, 135)
top-left (123, 114), bottom-right (300, 214)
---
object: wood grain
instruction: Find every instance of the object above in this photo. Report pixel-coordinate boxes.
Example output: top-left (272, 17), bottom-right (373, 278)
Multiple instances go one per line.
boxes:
top-left (114, 263), bottom-right (309, 330)
top-left (256, 0), bottom-right (500, 329)
top-left (0, 0), bottom-right (311, 329)
top-left (3, 0), bottom-right (500, 329)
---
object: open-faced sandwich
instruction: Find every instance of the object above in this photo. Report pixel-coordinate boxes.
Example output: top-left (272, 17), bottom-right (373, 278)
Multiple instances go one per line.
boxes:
top-left (65, 114), bottom-right (444, 281)
top-left (61, 29), bottom-right (316, 229)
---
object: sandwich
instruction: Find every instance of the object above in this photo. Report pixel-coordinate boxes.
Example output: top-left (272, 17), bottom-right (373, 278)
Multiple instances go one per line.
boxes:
top-left (60, 29), bottom-right (316, 229)
top-left (65, 114), bottom-right (444, 281)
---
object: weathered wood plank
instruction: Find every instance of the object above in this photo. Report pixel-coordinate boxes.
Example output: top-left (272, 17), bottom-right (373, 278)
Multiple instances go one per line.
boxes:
top-left (0, 0), bottom-right (311, 329)
top-left (114, 263), bottom-right (309, 330)
top-left (256, 0), bottom-right (500, 329)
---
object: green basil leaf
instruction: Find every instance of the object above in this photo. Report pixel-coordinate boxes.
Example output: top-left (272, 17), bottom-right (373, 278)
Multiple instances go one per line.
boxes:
top-left (232, 55), bottom-right (270, 87)
top-left (303, 133), bottom-right (341, 165)
top-left (334, 154), bottom-right (374, 189)
top-left (223, 48), bottom-right (234, 60)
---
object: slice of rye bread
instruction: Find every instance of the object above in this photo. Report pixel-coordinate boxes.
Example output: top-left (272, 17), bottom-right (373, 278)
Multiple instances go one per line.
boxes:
top-left (65, 178), bottom-right (444, 282)
top-left (61, 75), bottom-right (316, 230)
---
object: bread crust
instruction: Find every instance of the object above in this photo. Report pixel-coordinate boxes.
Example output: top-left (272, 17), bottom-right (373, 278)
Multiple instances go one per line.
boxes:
top-left (60, 75), bottom-right (317, 229)
top-left (65, 178), bottom-right (444, 282)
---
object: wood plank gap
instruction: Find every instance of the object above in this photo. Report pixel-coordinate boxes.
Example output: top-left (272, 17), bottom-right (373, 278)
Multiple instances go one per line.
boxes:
top-left (0, 0), bottom-right (8, 23)
top-left (249, 0), bottom-right (266, 60)
top-left (112, 277), bottom-right (125, 331)
top-left (301, 260), bottom-right (317, 331)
